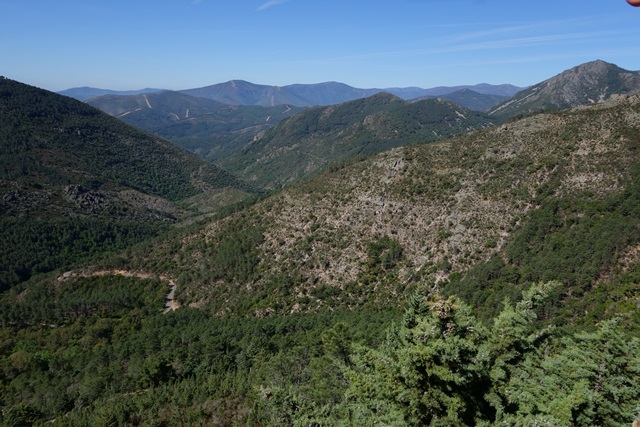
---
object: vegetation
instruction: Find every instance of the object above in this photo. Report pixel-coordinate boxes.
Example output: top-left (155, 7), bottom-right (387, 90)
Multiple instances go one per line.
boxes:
top-left (221, 93), bottom-right (498, 189)
top-left (0, 77), bottom-right (257, 292)
top-left (88, 92), bottom-right (305, 163)
top-left (129, 92), bottom-right (640, 323)
top-left (1, 279), bottom-right (638, 426)
top-left (0, 274), bottom-right (398, 426)
top-left (0, 78), bottom-right (239, 201)
top-left (448, 162), bottom-right (640, 325)
top-left (0, 217), bottom-right (164, 291)
top-left (155, 104), bottom-right (305, 162)
top-left (331, 283), bottom-right (640, 426)
top-left (2, 75), bottom-right (640, 425)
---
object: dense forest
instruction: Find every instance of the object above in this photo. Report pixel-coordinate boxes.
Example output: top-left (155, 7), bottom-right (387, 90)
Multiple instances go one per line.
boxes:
top-left (1, 278), bottom-right (638, 426)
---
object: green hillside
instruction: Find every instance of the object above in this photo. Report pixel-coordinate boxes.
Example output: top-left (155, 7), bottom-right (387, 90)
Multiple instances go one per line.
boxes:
top-left (124, 94), bottom-right (640, 324)
top-left (137, 104), bottom-right (305, 162)
top-left (222, 92), bottom-right (499, 189)
top-left (1, 82), bottom-right (640, 426)
top-left (0, 78), bottom-right (255, 290)
top-left (88, 88), bottom-right (504, 194)
top-left (1, 78), bottom-right (251, 201)
top-left (86, 91), bottom-right (228, 130)
top-left (88, 92), bottom-right (305, 164)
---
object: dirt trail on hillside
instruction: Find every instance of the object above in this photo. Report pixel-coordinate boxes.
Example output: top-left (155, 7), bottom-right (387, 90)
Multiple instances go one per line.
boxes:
top-left (163, 282), bottom-right (178, 313)
top-left (58, 270), bottom-right (179, 313)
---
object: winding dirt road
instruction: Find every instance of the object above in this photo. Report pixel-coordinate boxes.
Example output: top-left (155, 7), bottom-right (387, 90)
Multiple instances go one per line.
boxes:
top-left (163, 280), bottom-right (178, 313)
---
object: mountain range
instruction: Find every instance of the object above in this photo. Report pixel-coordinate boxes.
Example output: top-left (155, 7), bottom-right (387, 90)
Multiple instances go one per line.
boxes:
top-left (63, 80), bottom-right (522, 109)
top-left (179, 80), bottom-right (522, 108)
top-left (13, 58), bottom-right (640, 314)
top-left (57, 86), bottom-right (163, 102)
top-left (84, 90), bottom-right (500, 185)
top-left (3, 60), bottom-right (640, 426)
top-left (84, 60), bottom-right (640, 192)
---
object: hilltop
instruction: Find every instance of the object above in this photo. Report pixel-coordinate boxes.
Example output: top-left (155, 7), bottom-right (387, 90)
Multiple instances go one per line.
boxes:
top-left (221, 92), bottom-right (498, 189)
top-left (489, 59), bottom-right (640, 118)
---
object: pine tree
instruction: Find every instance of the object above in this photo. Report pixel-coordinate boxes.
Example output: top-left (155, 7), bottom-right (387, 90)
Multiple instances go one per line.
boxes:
top-left (342, 282), bottom-right (561, 426)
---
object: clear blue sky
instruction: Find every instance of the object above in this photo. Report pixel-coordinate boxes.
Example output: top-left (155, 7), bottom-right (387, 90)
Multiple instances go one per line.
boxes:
top-left (1, 0), bottom-right (639, 92)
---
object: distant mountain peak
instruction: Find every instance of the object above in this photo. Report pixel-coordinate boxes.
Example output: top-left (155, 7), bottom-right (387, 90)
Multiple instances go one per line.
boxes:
top-left (575, 58), bottom-right (614, 69)
top-left (367, 91), bottom-right (404, 102)
top-left (489, 59), bottom-right (640, 118)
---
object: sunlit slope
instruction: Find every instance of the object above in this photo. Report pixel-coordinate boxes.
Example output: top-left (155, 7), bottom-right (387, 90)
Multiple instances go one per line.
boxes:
top-left (222, 92), bottom-right (498, 189)
top-left (117, 94), bottom-right (640, 325)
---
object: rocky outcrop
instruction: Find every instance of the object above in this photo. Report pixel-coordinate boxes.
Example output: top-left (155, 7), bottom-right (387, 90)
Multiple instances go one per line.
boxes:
top-left (64, 185), bottom-right (109, 213)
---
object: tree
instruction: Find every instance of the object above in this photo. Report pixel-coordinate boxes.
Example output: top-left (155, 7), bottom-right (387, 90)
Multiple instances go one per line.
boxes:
top-left (344, 289), bottom-right (491, 425)
top-left (342, 282), bottom-right (559, 426)
top-left (500, 319), bottom-right (640, 426)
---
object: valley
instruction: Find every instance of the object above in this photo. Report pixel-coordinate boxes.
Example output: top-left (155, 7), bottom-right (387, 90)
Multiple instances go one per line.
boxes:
top-left (2, 60), bottom-right (640, 426)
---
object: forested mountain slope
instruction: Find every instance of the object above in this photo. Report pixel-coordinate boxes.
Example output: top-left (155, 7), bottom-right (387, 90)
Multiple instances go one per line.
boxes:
top-left (0, 77), bottom-right (256, 290)
top-left (149, 104), bottom-right (307, 162)
top-left (2, 91), bottom-right (640, 426)
top-left (107, 93), bottom-right (640, 326)
top-left (86, 91), bottom-right (228, 129)
top-left (88, 89), bottom-right (499, 181)
top-left (88, 91), bottom-right (305, 163)
top-left (222, 92), bottom-right (498, 189)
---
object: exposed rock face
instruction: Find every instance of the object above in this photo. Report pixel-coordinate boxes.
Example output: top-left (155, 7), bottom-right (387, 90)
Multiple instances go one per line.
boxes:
top-left (64, 185), bottom-right (109, 213)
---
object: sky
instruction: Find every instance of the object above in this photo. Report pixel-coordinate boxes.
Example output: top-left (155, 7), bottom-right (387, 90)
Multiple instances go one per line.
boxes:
top-left (1, 0), bottom-right (639, 92)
